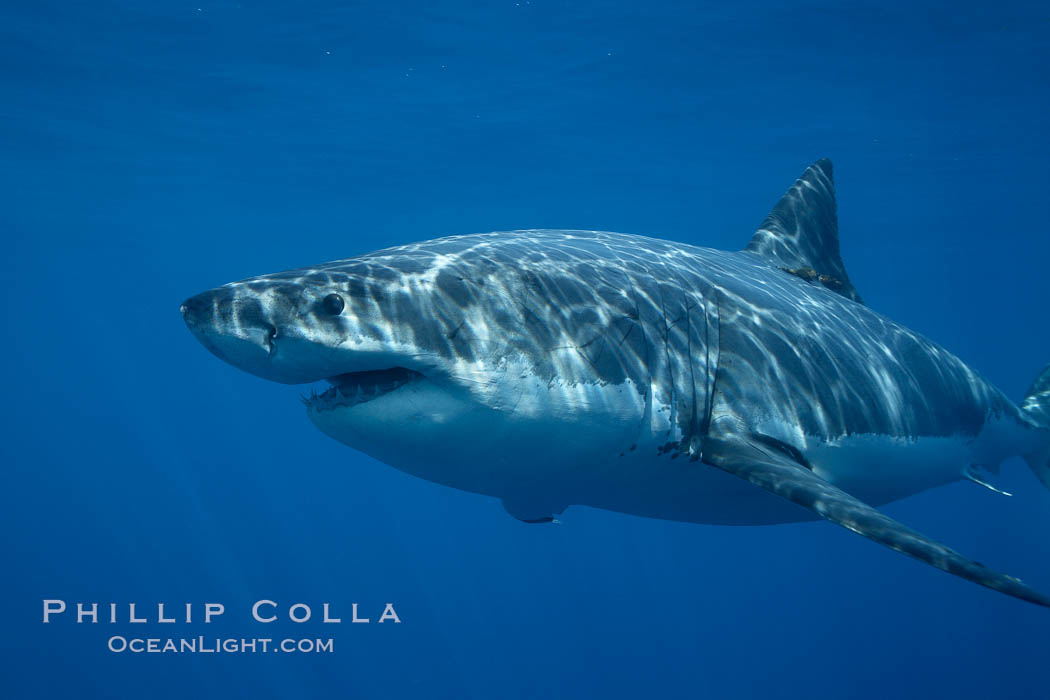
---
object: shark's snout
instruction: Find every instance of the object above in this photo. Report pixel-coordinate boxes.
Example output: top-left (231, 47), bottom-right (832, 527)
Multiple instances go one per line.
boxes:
top-left (180, 281), bottom-right (401, 385)
top-left (181, 288), bottom-right (281, 379)
top-left (179, 291), bottom-right (213, 329)
top-left (181, 288), bottom-right (273, 333)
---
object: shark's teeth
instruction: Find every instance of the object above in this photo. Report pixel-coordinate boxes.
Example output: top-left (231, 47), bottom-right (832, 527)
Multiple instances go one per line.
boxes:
top-left (304, 367), bottom-right (423, 413)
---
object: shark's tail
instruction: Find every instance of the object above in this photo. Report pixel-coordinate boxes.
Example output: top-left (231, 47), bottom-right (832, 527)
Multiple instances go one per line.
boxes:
top-left (1022, 364), bottom-right (1050, 489)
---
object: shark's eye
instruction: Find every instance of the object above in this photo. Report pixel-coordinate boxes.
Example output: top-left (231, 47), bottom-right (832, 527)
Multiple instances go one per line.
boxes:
top-left (322, 293), bottom-right (345, 315)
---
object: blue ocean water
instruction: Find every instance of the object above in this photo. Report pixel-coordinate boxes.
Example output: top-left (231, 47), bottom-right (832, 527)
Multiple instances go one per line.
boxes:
top-left (2, 1), bottom-right (1049, 698)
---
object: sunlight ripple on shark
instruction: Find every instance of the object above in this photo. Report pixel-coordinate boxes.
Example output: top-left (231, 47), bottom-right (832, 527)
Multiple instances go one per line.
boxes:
top-left (181, 159), bottom-right (1050, 607)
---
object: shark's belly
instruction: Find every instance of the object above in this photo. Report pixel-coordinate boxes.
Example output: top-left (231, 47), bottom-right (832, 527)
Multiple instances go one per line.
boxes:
top-left (561, 435), bottom-right (963, 525)
top-left (803, 432), bottom-right (969, 504)
top-left (311, 365), bottom-right (1026, 526)
top-left (564, 433), bottom-right (979, 525)
top-left (537, 411), bottom-right (1036, 525)
top-left (568, 454), bottom-right (819, 525)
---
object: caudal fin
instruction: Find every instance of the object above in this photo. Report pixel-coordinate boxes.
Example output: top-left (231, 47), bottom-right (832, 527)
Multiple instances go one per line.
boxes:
top-left (1022, 364), bottom-right (1050, 489)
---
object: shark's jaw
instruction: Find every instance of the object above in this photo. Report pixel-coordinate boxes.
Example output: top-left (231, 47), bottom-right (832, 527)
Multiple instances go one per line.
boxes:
top-left (302, 367), bottom-right (426, 413)
top-left (301, 364), bottom-right (513, 498)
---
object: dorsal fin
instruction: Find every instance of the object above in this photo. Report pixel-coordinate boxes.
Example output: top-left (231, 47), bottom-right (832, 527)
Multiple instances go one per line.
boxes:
top-left (745, 158), bottom-right (863, 304)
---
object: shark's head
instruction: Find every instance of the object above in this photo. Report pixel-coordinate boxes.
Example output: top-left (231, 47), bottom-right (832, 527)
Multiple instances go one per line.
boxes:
top-left (181, 232), bottom-right (699, 502)
top-left (180, 254), bottom-right (473, 421)
top-left (182, 230), bottom-right (722, 512)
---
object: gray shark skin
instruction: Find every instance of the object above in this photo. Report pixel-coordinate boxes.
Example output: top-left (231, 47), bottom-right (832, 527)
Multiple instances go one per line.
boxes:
top-left (182, 159), bottom-right (1050, 607)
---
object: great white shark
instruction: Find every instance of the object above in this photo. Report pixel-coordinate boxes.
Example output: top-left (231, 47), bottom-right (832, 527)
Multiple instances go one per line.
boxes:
top-left (182, 159), bottom-right (1050, 607)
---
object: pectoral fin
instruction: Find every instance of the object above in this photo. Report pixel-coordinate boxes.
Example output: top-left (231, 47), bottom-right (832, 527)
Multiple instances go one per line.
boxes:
top-left (702, 434), bottom-right (1050, 608)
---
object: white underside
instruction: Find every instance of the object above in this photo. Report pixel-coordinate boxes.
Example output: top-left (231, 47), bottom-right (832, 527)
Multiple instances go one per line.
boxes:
top-left (308, 366), bottom-right (1035, 525)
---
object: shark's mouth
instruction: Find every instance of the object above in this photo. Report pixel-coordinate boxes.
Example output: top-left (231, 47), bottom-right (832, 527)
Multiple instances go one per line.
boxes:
top-left (303, 367), bottom-right (424, 413)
